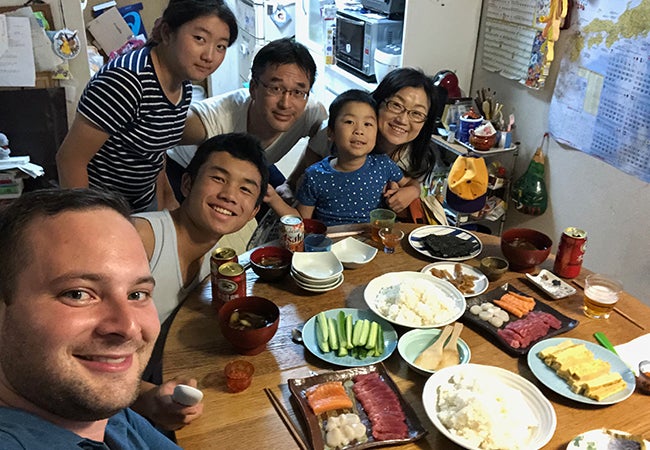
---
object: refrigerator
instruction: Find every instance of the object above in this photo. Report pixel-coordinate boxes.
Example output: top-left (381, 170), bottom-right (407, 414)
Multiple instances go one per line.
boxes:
top-left (207, 0), bottom-right (296, 96)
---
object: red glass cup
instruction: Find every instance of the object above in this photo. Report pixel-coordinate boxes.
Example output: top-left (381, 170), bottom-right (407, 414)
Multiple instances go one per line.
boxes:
top-left (224, 360), bottom-right (255, 393)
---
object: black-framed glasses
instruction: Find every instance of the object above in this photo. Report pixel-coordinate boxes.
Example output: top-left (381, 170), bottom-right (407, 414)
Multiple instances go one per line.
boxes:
top-left (383, 100), bottom-right (428, 123)
top-left (255, 79), bottom-right (309, 101)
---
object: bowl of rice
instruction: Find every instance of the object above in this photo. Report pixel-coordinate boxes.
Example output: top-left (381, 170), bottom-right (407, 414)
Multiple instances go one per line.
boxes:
top-left (422, 363), bottom-right (556, 449)
top-left (363, 271), bottom-right (466, 328)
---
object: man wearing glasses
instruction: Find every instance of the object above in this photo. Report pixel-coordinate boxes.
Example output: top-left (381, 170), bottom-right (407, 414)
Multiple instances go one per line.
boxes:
top-left (166, 38), bottom-right (327, 203)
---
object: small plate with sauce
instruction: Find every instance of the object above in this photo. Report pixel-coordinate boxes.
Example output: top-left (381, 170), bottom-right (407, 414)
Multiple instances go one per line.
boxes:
top-left (526, 269), bottom-right (577, 299)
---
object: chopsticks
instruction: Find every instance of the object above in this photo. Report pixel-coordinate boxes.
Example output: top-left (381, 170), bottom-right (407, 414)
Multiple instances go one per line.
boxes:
top-left (612, 307), bottom-right (645, 330)
top-left (263, 388), bottom-right (310, 450)
top-left (572, 279), bottom-right (646, 330)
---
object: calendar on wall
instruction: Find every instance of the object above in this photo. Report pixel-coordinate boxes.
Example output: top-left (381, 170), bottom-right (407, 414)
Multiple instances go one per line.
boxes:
top-left (548, 0), bottom-right (650, 183)
top-left (480, 0), bottom-right (561, 89)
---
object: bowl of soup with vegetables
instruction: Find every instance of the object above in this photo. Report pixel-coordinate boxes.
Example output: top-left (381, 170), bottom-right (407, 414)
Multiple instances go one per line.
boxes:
top-left (218, 296), bottom-right (280, 355)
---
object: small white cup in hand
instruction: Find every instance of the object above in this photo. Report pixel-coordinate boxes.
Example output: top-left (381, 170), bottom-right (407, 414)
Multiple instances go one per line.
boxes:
top-left (172, 384), bottom-right (203, 406)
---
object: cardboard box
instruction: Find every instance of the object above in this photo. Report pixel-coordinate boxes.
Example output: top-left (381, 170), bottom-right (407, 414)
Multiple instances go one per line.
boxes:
top-left (86, 6), bottom-right (133, 54)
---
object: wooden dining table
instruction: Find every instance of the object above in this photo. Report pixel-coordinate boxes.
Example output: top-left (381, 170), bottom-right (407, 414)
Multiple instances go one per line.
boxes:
top-left (162, 223), bottom-right (650, 450)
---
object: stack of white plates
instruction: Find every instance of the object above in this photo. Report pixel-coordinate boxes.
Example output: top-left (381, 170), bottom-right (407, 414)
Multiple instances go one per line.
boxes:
top-left (291, 251), bottom-right (344, 292)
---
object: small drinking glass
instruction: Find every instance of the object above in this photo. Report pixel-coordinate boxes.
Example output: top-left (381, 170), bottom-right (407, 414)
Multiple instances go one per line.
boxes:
top-left (637, 360), bottom-right (650, 395)
top-left (304, 234), bottom-right (332, 252)
top-left (370, 209), bottom-right (396, 243)
top-left (379, 227), bottom-right (404, 254)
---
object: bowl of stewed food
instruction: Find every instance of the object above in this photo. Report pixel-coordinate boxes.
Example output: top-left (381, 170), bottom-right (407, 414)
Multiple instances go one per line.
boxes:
top-left (218, 296), bottom-right (280, 355)
top-left (249, 246), bottom-right (292, 281)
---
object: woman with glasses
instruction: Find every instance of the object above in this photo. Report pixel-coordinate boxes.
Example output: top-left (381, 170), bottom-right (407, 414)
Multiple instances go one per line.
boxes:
top-left (371, 67), bottom-right (445, 213)
top-left (285, 67), bottom-right (446, 215)
top-left (57, 0), bottom-right (238, 213)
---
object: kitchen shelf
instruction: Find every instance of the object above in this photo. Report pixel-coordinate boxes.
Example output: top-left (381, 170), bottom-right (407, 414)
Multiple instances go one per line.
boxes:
top-left (430, 134), bottom-right (519, 236)
top-left (431, 135), bottom-right (518, 157)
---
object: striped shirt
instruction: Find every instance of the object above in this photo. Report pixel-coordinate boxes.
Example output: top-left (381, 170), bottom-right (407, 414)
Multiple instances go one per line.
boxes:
top-left (77, 46), bottom-right (192, 212)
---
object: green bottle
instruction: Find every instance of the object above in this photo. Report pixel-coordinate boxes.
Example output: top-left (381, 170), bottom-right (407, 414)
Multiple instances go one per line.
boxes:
top-left (511, 146), bottom-right (548, 216)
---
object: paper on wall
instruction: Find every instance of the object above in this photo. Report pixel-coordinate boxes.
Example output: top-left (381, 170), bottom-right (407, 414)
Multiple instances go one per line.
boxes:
top-left (0, 15), bottom-right (7, 58)
top-left (5, 6), bottom-right (63, 71)
top-left (0, 15), bottom-right (35, 87)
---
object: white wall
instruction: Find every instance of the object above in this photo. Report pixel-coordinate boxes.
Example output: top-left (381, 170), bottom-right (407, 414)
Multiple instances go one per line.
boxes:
top-left (471, 5), bottom-right (650, 304)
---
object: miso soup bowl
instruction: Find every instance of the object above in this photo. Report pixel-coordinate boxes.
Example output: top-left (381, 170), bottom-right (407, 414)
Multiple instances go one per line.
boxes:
top-left (218, 296), bottom-right (280, 355)
top-left (501, 228), bottom-right (552, 273)
top-left (249, 246), bottom-right (292, 282)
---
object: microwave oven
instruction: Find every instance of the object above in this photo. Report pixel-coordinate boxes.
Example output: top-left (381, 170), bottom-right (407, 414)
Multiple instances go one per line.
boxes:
top-left (335, 9), bottom-right (403, 81)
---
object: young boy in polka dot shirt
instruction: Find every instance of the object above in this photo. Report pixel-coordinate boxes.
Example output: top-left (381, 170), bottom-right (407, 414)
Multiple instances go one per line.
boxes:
top-left (267, 89), bottom-right (407, 225)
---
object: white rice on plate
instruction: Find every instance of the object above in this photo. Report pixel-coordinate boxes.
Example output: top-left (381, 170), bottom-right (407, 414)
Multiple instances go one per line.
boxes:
top-left (375, 278), bottom-right (457, 326)
top-left (436, 371), bottom-right (538, 449)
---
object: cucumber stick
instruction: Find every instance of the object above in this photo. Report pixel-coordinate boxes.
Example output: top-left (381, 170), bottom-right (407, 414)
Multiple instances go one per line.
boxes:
top-left (352, 319), bottom-right (364, 346)
top-left (365, 321), bottom-right (379, 350)
top-left (358, 319), bottom-right (371, 347)
top-left (336, 312), bottom-right (348, 356)
top-left (316, 312), bottom-right (329, 353)
top-left (327, 317), bottom-right (339, 351)
top-left (375, 328), bottom-right (385, 356)
top-left (345, 314), bottom-right (354, 349)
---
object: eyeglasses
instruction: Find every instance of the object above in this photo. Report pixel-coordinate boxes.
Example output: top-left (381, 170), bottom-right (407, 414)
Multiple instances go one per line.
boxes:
top-left (383, 100), bottom-right (428, 123)
top-left (255, 79), bottom-right (309, 101)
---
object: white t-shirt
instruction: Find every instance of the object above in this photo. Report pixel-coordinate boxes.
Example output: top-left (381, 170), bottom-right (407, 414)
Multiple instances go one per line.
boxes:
top-left (167, 89), bottom-right (327, 167)
top-left (133, 209), bottom-right (257, 323)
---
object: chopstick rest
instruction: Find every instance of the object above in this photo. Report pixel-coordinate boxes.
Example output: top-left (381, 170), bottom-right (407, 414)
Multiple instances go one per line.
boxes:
top-left (593, 332), bottom-right (618, 355)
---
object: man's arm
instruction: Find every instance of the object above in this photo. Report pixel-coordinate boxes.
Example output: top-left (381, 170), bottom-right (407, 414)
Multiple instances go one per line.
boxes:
top-left (265, 184), bottom-right (300, 218)
top-left (179, 109), bottom-right (208, 145)
top-left (56, 115), bottom-right (110, 188)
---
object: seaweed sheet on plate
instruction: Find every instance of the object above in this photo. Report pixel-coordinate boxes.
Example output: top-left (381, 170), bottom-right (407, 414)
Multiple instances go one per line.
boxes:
top-left (461, 283), bottom-right (579, 356)
top-left (288, 363), bottom-right (426, 450)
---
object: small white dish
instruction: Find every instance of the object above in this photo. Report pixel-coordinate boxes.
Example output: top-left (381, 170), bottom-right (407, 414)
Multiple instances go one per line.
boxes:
top-left (421, 262), bottom-right (489, 297)
top-left (290, 269), bottom-right (342, 287)
top-left (293, 273), bottom-right (344, 292)
top-left (398, 328), bottom-right (471, 376)
top-left (291, 251), bottom-right (343, 280)
top-left (526, 269), bottom-right (577, 299)
top-left (331, 237), bottom-right (378, 269)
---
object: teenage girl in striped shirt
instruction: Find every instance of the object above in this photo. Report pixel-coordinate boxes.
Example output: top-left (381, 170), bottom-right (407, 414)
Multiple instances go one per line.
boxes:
top-left (56, 0), bottom-right (237, 213)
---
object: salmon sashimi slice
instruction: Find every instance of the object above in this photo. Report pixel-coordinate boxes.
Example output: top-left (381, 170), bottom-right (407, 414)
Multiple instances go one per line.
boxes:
top-left (305, 381), bottom-right (346, 401)
top-left (308, 395), bottom-right (354, 415)
top-left (305, 381), bottom-right (353, 415)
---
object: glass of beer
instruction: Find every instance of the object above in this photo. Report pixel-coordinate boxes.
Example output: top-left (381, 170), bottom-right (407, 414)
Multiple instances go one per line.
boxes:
top-left (369, 209), bottom-right (396, 243)
top-left (583, 273), bottom-right (623, 319)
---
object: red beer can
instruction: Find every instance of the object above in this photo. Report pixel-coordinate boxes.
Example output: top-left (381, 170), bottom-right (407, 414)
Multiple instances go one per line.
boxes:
top-left (279, 215), bottom-right (304, 252)
top-left (214, 262), bottom-right (246, 309)
top-left (210, 247), bottom-right (238, 303)
top-left (553, 227), bottom-right (587, 279)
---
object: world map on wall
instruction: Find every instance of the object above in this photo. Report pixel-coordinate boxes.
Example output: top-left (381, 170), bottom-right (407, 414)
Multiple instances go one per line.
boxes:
top-left (549, 0), bottom-right (650, 182)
